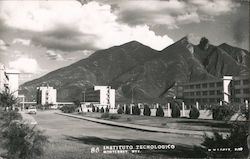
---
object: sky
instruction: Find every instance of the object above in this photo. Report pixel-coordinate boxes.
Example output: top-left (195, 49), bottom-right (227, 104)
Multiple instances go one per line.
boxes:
top-left (0, 0), bottom-right (249, 84)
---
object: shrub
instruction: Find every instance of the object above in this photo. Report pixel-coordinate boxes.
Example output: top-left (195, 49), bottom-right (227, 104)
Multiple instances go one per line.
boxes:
top-left (100, 107), bottom-right (104, 113)
top-left (201, 123), bottom-right (248, 158)
top-left (209, 104), bottom-right (235, 120)
top-left (117, 106), bottom-right (124, 114)
top-left (156, 106), bottom-right (164, 117)
top-left (96, 107), bottom-right (99, 112)
top-left (100, 112), bottom-right (109, 119)
top-left (189, 106), bottom-right (200, 119)
top-left (143, 104), bottom-right (151, 116)
top-left (1, 111), bottom-right (22, 126)
top-left (109, 114), bottom-right (120, 120)
top-left (105, 107), bottom-right (109, 113)
top-left (171, 102), bottom-right (180, 118)
top-left (132, 104), bottom-right (141, 115)
top-left (125, 105), bottom-right (130, 114)
top-left (92, 105), bottom-right (95, 112)
top-left (2, 121), bottom-right (48, 159)
top-left (60, 105), bottom-right (75, 113)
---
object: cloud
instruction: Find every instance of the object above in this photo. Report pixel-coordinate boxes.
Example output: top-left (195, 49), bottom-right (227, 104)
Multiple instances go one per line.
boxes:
top-left (0, 0), bottom-right (174, 51)
top-left (9, 57), bottom-right (40, 73)
top-left (12, 38), bottom-right (31, 46)
top-left (46, 50), bottom-right (64, 61)
top-left (0, 39), bottom-right (8, 50)
top-left (114, 0), bottom-right (240, 29)
top-left (190, 0), bottom-right (240, 16)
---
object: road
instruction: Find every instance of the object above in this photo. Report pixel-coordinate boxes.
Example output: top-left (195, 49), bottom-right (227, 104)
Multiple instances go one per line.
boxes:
top-left (33, 110), bottom-right (204, 159)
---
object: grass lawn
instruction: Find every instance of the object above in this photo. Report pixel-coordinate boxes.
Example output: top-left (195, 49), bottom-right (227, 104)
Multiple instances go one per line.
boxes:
top-left (76, 112), bottom-right (235, 132)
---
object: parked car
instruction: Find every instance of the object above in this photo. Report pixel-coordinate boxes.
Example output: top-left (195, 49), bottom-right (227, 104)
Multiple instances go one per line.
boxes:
top-left (27, 106), bottom-right (37, 114)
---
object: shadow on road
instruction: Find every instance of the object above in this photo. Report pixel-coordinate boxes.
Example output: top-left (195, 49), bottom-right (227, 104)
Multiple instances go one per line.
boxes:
top-left (64, 135), bottom-right (207, 158)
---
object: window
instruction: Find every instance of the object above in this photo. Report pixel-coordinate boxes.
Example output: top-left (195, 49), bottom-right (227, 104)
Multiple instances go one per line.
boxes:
top-left (243, 88), bottom-right (250, 94)
top-left (202, 83), bottom-right (207, 88)
top-left (209, 98), bottom-right (215, 102)
top-left (235, 89), bottom-right (241, 94)
top-left (202, 91), bottom-right (208, 95)
top-left (196, 91), bottom-right (201, 95)
top-left (184, 85), bottom-right (189, 89)
top-left (190, 85), bottom-right (194, 89)
top-left (190, 92), bottom-right (195, 96)
top-left (234, 98), bottom-right (240, 103)
top-left (217, 82), bottom-right (223, 87)
top-left (196, 84), bottom-right (201, 89)
top-left (243, 79), bottom-right (249, 85)
top-left (209, 90), bottom-right (215, 95)
top-left (202, 98), bottom-right (207, 103)
top-left (209, 83), bottom-right (215, 87)
top-left (184, 92), bottom-right (189, 96)
top-left (234, 80), bottom-right (240, 85)
top-left (217, 90), bottom-right (222, 95)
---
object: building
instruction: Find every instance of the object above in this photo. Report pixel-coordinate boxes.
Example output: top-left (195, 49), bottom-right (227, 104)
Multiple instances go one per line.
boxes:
top-left (0, 64), bottom-right (20, 97)
top-left (6, 69), bottom-right (20, 98)
top-left (175, 76), bottom-right (250, 105)
top-left (0, 64), bottom-right (9, 93)
top-left (81, 86), bottom-right (115, 112)
top-left (36, 86), bottom-right (57, 105)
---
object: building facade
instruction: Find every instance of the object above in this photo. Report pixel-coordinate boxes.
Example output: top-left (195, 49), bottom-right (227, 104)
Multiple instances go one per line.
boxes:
top-left (37, 86), bottom-right (57, 105)
top-left (81, 86), bottom-right (115, 112)
top-left (0, 64), bottom-right (20, 98)
top-left (0, 64), bottom-right (9, 93)
top-left (175, 76), bottom-right (250, 105)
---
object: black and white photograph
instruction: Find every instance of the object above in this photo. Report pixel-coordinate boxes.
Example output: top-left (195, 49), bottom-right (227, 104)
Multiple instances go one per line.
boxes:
top-left (0, 0), bottom-right (249, 158)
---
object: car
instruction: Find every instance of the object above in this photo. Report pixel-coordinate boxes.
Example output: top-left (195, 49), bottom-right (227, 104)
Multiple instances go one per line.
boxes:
top-left (27, 106), bottom-right (37, 114)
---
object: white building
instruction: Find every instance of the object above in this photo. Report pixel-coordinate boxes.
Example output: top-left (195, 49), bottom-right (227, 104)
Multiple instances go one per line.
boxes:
top-left (37, 86), bottom-right (57, 105)
top-left (0, 64), bottom-right (20, 98)
top-left (6, 69), bottom-right (20, 98)
top-left (81, 86), bottom-right (116, 113)
top-left (0, 64), bottom-right (9, 93)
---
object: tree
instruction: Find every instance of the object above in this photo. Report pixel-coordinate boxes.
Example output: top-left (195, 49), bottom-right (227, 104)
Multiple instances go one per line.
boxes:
top-left (91, 104), bottom-right (95, 112)
top-left (143, 104), bottom-right (151, 116)
top-left (125, 105), bottom-right (130, 114)
top-left (156, 105), bottom-right (164, 117)
top-left (117, 106), bottom-right (124, 114)
top-left (132, 104), bottom-right (141, 115)
top-left (100, 107), bottom-right (104, 113)
top-left (0, 91), bottom-right (17, 110)
top-left (171, 102), bottom-right (180, 118)
top-left (105, 106), bottom-right (109, 113)
top-left (208, 104), bottom-right (235, 121)
top-left (73, 100), bottom-right (81, 111)
top-left (189, 106), bottom-right (200, 119)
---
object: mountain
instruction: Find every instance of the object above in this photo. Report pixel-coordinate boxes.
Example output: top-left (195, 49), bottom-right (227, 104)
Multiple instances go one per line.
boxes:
top-left (19, 37), bottom-right (250, 103)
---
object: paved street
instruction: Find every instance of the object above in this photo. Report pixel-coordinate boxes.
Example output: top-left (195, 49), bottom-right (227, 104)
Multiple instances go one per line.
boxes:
top-left (32, 110), bottom-right (205, 159)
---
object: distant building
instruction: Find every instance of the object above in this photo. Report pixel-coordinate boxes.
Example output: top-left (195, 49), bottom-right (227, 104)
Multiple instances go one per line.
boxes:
top-left (36, 86), bottom-right (57, 105)
top-left (6, 69), bottom-right (20, 98)
top-left (175, 76), bottom-right (250, 105)
top-left (0, 64), bottom-right (20, 97)
top-left (81, 86), bottom-right (115, 112)
top-left (0, 64), bottom-right (9, 93)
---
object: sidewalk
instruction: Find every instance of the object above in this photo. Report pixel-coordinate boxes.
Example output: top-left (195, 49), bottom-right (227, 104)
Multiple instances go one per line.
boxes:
top-left (20, 111), bottom-right (37, 125)
top-left (56, 112), bottom-right (226, 137)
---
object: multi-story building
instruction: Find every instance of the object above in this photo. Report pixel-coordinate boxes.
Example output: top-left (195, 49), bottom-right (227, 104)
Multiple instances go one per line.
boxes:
top-left (0, 64), bottom-right (20, 97)
top-left (175, 76), bottom-right (250, 105)
top-left (6, 69), bottom-right (20, 98)
top-left (36, 86), bottom-right (57, 105)
top-left (81, 86), bottom-right (115, 112)
top-left (0, 64), bottom-right (9, 93)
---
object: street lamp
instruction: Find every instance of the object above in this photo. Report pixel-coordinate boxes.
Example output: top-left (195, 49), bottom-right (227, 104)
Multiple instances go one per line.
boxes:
top-left (82, 91), bottom-right (86, 103)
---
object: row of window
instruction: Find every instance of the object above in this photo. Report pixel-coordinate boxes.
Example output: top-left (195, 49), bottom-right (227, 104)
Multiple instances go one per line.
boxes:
top-left (234, 88), bottom-right (250, 94)
top-left (234, 79), bottom-right (249, 85)
top-left (186, 98), bottom-right (222, 103)
top-left (183, 90), bottom-right (222, 96)
top-left (183, 82), bottom-right (223, 89)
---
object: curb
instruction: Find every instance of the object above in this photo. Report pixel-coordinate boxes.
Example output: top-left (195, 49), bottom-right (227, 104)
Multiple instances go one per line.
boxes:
top-left (55, 112), bottom-right (220, 137)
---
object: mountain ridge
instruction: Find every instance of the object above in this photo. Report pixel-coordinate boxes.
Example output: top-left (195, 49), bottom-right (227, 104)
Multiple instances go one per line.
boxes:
top-left (19, 37), bottom-right (250, 103)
